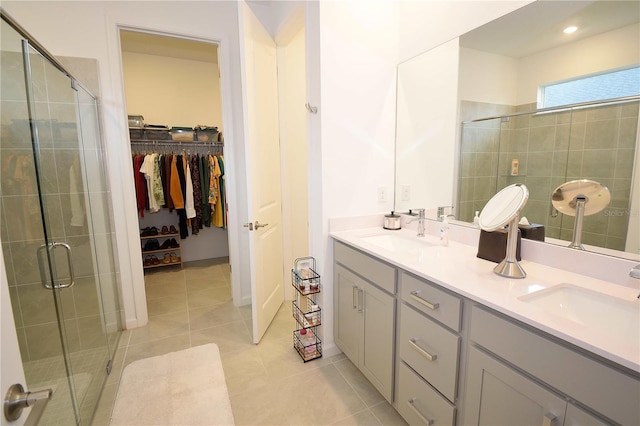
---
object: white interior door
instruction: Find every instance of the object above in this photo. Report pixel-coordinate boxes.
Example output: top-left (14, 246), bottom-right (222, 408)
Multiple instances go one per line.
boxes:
top-left (241, 3), bottom-right (285, 343)
top-left (1, 246), bottom-right (28, 426)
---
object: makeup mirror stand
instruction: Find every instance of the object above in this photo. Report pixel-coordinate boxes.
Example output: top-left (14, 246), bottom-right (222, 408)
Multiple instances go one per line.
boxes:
top-left (568, 196), bottom-right (587, 250)
top-left (494, 215), bottom-right (526, 279)
top-left (479, 183), bottom-right (529, 279)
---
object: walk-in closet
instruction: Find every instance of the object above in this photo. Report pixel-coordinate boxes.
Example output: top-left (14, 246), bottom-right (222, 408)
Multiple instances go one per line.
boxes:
top-left (120, 31), bottom-right (229, 272)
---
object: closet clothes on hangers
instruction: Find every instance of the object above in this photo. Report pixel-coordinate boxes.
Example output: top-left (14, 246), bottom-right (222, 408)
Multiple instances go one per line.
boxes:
top-left (132, 150), bottom-right (227, 238)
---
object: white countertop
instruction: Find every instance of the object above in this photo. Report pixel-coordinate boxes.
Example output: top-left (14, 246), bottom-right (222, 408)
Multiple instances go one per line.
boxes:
top-left (330, 226), bottom-right (640, 372)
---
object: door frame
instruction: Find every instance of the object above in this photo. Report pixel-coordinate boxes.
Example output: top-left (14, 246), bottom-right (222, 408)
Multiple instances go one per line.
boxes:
top-left (111, 22), bottom-right (250, 322)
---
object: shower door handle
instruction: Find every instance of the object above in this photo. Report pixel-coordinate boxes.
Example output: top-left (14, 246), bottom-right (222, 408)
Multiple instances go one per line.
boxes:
top-left (37, 242), bottom-right (75, 289)
top-left (4, 383), bottom-right (52, 423)
top-left (37, 244), bottom-right (53, 289)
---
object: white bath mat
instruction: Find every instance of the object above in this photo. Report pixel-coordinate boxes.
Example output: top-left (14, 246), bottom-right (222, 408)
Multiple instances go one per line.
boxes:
top-left (110, 344), bottom-right (234, 425)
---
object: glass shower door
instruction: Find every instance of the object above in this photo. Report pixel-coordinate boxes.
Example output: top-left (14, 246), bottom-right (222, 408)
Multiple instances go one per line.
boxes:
top-left (22, 41), bottom-right (113, 426)
top-left (1, 15), bottom-right (117, 425)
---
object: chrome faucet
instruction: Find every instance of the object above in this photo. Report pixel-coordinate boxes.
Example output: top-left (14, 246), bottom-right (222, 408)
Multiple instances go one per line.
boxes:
top-left (407, 208), bottom-right (426, 237)
top-left (630, 264), bottom-right (640, 279)
top-left (437, 205), bottom-right (454, 221)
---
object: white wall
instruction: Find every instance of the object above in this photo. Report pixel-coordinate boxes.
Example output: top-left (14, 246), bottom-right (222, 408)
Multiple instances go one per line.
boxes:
top-left (122, 51), bottom-right (223, 128)
top-left (459, 47), bottom-right (519, 105)
top-left (2, 1), bottom-right (249, 329)
top-left (277, 19), bottom-right (309, 300)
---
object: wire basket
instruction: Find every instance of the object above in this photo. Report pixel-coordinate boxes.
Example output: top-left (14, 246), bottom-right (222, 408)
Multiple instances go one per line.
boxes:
top-left (292, 300), bottom-right (322, 328)
top-left (291, 257), bottom-right (320, 295)
top-left (293, 330), bottom-right (322, 362)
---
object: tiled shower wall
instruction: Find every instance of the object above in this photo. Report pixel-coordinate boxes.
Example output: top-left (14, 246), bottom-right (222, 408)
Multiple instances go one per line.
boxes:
top-left (458, 100), bottom-right (639, 251)
top-left (0, 51), bottom-right (121, 363)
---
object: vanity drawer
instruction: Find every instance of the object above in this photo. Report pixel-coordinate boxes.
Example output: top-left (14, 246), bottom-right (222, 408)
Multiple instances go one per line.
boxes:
top-left (335, 241), bottom-right (396, 294)
top-left (400, 304), bottom-right (460, 402)
top-left (400, 272), bottom-right (462, 331)
top-left (397, 362), bottom-right (456, 426)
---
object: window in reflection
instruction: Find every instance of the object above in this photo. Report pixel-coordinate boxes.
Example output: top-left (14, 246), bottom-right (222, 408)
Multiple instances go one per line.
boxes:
top-left (540, 65), bottom-right (640, 108)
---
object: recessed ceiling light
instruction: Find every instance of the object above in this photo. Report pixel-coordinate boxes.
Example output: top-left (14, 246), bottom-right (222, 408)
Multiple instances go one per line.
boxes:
top-left (564, 26), bottom-right (578, 34)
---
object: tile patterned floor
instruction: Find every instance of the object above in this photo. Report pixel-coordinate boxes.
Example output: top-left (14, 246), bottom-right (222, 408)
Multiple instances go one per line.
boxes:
top-left (91, 258), bottom-right (407, 425)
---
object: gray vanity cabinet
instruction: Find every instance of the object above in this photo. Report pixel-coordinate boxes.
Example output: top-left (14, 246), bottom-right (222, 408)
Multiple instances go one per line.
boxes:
top-left (331, 238), bottom-right (639, 426)
top-left (465, 345), bottom-right (567, 425)
top-left (464, 305), bottom-right (639, 426)
top-left (334, 242), bottom-right (396, 402)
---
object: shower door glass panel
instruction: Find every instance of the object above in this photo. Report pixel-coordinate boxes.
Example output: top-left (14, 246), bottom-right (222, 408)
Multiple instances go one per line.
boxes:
top-left (1, 17), bottom-right (115, 423)
top-left (75, 84), bottom-right (122, 353)
top-left (0, 20), bottom-right (78, 425)
top-left (22, 43), bottom-right (113, 425)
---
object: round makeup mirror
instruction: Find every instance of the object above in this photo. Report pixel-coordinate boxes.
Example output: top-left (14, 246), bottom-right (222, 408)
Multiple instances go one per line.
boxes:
top-left (479, 184), bottom-right (529, 279)
top-left (479, 184), bottom-right (529, 231)
top-left (551, 179), bottom-right (611, 250)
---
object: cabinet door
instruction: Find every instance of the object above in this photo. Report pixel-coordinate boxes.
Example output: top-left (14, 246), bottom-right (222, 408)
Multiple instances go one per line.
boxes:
top-left (360, 280), bottom-right (395, 402)
top-left (334, 264), bottom-right (361, 363)
top-left (464, 346), bottom-right (567, 426)
top-left (564, 403), bottom-right (608, 426)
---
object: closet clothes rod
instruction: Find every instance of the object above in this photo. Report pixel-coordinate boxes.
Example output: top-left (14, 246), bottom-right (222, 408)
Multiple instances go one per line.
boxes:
top-left (130, 139), bottom-right (223, 147)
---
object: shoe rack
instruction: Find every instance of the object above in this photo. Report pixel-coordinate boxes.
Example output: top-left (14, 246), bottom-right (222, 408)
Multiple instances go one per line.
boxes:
top-left (141, 225), bottom-right (183, 269)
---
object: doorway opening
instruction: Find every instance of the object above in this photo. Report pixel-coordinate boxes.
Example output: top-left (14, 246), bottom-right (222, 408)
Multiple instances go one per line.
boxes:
top-left (118, 28), bottom-right (244, 332)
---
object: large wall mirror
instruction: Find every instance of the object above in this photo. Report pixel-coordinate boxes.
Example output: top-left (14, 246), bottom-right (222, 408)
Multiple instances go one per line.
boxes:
top-left (395, 0), bottom-right (640, 259)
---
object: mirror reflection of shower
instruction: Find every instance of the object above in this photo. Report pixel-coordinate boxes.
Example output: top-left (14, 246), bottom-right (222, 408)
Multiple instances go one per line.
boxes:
top-left (551, 180), bottom-right (611, 250)
top-left (457, 98), bottom-right (638, 254)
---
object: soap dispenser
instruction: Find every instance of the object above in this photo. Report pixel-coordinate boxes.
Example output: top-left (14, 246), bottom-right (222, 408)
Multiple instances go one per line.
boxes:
top-left (473, 211), bottom-right (480, 227)
top-left (439, 215), bottom-right (449, 246)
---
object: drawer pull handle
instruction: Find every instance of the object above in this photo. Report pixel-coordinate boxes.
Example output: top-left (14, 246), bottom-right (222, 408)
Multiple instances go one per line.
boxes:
top-left (409, 338), bottom-right (437, 361)
top-left (542, 413), bottom-right (556, 426)
top-left (407, 398), bottom-right (434, 425)
top-left (410, 291), bottom-right (439, 310)
top-left (352, 286), bottom-right (358, 309)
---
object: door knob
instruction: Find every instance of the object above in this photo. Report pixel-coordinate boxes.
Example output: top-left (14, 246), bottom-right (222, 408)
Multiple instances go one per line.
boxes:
top-left (4, 383), bottom-right (52, 422)
top-left (254, 221), bottom-right (269, 229)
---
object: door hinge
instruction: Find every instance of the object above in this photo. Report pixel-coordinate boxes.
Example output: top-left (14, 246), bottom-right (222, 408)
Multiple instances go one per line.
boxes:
top-left (106, 359), bottom-right (112, 375)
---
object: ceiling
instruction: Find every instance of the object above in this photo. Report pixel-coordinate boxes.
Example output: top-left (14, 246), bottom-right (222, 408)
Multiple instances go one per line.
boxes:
top-left (460, 0), bottom-right (640, 58)
top-left (120, 30), bottom-right (218, 63)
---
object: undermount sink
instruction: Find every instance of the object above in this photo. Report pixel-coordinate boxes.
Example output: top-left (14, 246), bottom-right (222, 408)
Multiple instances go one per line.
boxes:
top-left (360, 234), bottom-right (435, 253)
top-left (519, 283), bottom-right (639, 339)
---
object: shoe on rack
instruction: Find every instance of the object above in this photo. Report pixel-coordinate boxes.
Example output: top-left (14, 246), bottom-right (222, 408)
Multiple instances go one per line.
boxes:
top-left (143, 239), bottom-right (160, 251)
top-left (140, 227), bottom-right (151, 236)
top-left (170, 252), bottom-right (179, 263)
top-left (161, 225), bottom-right (169, 235)
top-left (169, 225), bottom-right (178, 234)
top-left (149, 227), bottom-right (159, 236)
top-left (163, 253), bottom-right (171, 264)
top-left (151, 255), bottom-right (160, 265)
top-left (160, 239), bottom-right (172, 250)
top-left (169, 238), bottom-right (180, 248)
top-left (144, 255), bottom-right (152, 267)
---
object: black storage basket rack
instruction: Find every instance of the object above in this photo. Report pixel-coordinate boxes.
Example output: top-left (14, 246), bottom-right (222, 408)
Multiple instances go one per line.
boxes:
top-left (291, 257), bottom-right (322, 362)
